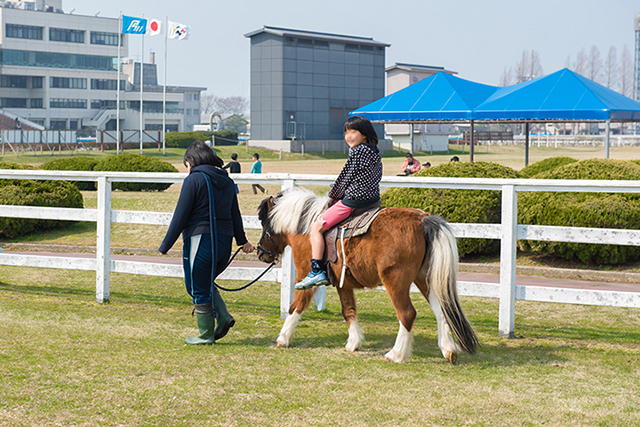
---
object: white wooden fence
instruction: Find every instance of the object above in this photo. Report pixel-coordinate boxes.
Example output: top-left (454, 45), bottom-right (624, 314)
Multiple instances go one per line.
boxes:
top-left (1, 170), bottom-right (640, 338)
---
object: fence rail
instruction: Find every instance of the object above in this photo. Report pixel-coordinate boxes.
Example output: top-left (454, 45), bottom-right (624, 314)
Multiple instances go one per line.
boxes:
top-left (1, 170), bottom-right (639, 338)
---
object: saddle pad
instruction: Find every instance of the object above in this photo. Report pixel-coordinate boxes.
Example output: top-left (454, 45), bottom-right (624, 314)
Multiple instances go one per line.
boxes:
top-left (324, 205), bottom-right (383, 264)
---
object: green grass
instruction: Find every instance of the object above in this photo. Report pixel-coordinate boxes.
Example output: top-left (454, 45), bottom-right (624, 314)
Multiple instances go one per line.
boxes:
top-left (0, 266), bottom-right (639, 425)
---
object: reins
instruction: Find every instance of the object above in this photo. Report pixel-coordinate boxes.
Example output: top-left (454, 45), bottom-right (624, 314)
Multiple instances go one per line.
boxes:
top-left (212, 246), bottom-right (277, 292)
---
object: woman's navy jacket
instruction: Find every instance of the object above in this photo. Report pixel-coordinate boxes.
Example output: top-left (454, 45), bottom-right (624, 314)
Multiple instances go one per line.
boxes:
top-left (159, 165), bottom-right (248, 254)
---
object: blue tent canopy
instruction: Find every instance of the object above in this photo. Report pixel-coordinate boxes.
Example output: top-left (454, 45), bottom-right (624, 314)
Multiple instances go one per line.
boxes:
top-left (474, 68), bottom-right (640, 122)
top-left (350, 72), bottom-right (499, 122)
top-left (351, 68), bottom-right (640, 123)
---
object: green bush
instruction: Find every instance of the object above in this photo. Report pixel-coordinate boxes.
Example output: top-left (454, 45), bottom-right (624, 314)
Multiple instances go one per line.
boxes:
top-left (0, 179), bottom-right (83, 239)
top-left (41, 157), bottom-right (99, 191)
top-left (93, 153), bottom-right (178, 191)
top-left (165, 130), bottom-right (238, 148)
top-left (518, 159), bottom-right (640, 264)
top-left (0, 162), bottom-right (37, 170)
top-left (381, 162), bottom-right (519, 258)
top-left (518, 156), bottom-right (578, 178)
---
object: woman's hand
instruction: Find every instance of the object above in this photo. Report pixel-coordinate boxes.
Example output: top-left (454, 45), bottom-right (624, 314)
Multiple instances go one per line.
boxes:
top-left (242, 242), bottom-right (254, 253)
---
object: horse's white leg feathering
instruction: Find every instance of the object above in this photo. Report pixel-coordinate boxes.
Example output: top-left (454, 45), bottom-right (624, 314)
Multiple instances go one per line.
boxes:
top-left (429, 288), bottom-right (461, 361)
top-left (345, 319), bottom-right (363, 352)
top-left (276, 310), bottom-right (301, 348)
top-left (384, 321), bottom-right (413, 363)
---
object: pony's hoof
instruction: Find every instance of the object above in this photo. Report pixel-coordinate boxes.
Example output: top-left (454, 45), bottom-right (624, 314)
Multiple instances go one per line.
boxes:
top-left (383, 350), bottom-right (404, 363)
top-left (345, 343), bottom-right (360, 352)
top-left (445, 351), bottom-right (457, 365)
top-left (276, 340), bottom-right (288, 348)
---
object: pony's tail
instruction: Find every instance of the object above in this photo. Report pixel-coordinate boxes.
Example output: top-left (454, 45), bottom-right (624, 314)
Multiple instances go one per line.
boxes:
top-left (423, 215), bottom-right (478, 355)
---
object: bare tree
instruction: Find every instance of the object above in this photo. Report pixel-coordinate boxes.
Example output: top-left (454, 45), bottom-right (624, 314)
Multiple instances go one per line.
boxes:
top-left (604, 46), bottom-right (619, 90)
top-left (499, 66), bottom-right (513, 86)
top-left (216, 96), bottom-right (249, 116)
top-left (573, 48), bottom-right (587, 76)
top-left (565, 55), bottom-right (573, 69)
top-left (514, 50), bottom-right (530, 83)
top-left (620, 44), bottom-right (634, 98)
top-left (586, 45), bottom-right (603, 82)
top-left (201, 93), bottom-right (218, 115)
top-left (529, 50), bottom-right (543, 80)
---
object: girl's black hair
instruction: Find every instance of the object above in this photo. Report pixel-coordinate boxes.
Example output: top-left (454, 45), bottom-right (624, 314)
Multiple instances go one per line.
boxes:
top-left (344, 115), bottom-right (378, 147)
top-left (184, 140), bottom-right (223, 169)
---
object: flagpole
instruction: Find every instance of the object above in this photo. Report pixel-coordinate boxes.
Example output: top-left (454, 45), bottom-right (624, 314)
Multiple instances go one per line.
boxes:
top-left (162, 15), bottom-right (167, 156)
top-left (140, 29), bottom-right (144, 155)
top-left (116, 12), bottom-right (122, 154)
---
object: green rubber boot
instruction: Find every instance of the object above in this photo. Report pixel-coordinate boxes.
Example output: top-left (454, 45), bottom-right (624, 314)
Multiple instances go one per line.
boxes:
top-left (185, 312), bottom-right (215, 345)
top-left (213, 288), bottom-right (235, 341)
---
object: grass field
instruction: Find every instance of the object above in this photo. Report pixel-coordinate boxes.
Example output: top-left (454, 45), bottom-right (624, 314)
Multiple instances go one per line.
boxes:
top-left (1, 143), bottom-right (640, 425)
top-left (0, 267), bottom-right (639, 426)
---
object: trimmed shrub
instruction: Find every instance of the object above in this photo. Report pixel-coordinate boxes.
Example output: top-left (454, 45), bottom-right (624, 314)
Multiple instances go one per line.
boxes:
top-left (518, 159), bottom-right (640, 264)
top-left (93, 153), bottom-right (178, 191)
top-left (41, 157), bottom-right (99, 191)
top-left (518, 156), bottom-right (578, 178)
top-left (0, 162), bottom-right (37, 170)
top-left (0, 179), bottom-right (83, 239)
top-left (381, 162), bottom-right (519, 258)
top-left (165, 130), bottom-right (238, 148)
top-left (631, 160), bottom-right (640, 167)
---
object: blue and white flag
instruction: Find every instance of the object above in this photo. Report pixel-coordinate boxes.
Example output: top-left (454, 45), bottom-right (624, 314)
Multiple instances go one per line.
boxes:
top-left (122, 15), bottom-right (147, 35)
top-left (168, 21), bottom-right (190, 40)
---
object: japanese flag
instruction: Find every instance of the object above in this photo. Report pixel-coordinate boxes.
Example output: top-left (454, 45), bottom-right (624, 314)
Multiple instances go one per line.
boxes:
top-left (147, 18), bottom-right (162, 36)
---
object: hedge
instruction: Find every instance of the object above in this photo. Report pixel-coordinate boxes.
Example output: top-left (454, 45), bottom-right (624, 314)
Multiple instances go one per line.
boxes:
top-left (93, 153), bottom-right (178, 191)
top-left (41, 157), bottom-right (99, 191)
top-left (0, 179), bottom-right (83, 239)
top-left (0, 162), bottom-right (37, 170)
top-left (165, 130), bottom-right (238, 148)
top-left (381, 162), bottom-right (519, 258)
top-left (518, 156), bottom-right (578, 178)
top-left (518, 159), bottom-right (640, 264)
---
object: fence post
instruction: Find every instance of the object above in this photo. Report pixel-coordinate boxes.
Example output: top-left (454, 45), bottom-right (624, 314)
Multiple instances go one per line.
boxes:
top-left (280, 178), bottom-right (296, 318)
top-left (96, 176), bottom-right (112, 303)
top-left (499, 185), bottom-right (517, 338)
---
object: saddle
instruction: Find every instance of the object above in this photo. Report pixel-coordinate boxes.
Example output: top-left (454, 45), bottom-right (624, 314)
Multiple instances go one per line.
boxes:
top-left (324, 201), bottom-right (383, 265)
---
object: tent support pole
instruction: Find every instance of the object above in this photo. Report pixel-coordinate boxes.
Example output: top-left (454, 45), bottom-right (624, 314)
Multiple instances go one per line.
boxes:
top-left (525, 123), bottom-right (530, 166)
top-left (409, 123), bottom-right (414, 155)
top-left (469, 119), bottom-right (474, 162)
top-left (605, 120), bottom-right (610, 158)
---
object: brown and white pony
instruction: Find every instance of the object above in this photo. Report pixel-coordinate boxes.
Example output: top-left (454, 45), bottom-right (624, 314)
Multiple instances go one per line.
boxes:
top-left (257, 187), bottom-right (478, 363)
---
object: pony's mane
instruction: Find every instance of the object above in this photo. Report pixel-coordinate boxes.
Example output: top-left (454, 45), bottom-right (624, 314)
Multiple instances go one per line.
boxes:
top-left (270, 187), bottom-right (328, 235)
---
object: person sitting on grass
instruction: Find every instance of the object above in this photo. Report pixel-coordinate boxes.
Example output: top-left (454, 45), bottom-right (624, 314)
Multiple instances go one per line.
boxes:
top-left (398, 152), bottom-right (421, 176)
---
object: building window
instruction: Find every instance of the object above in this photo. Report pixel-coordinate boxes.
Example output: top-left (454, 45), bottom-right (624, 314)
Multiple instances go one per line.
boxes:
top-left (31, 119), bottom-right (45, 127)
top-left (5, 24), bottom-right (43, 40)
top-left (69, 120), bottom-right (78, 130)
top-left (345, 44), bottom-right (360, 52)
top-left (31, 76), bottom-right (43, 88)
top-left (91, 79), bottom-right (124, 90)
top-left (128, 100), bottom-right (182, 114)
top-left (90, 31), bottom-right (122, 46)
top-left (186, 109), bottom-right (192, 116)
top-left (91, 99), bottom-right (118, 109)
top-left (50, 77), bottom-right (87, 89)
top-left (30, 98), bottom-right (43, 108)
top-left (193, 93), bottom-right (200, 101)
top-left (314, 40), bottom-right (329, 49)
top-left (49, 28), bottom-right (85, 44)
top-left (0, 49), bottom-right (117, 71)
top-left (193, 109), bottom-right (200, 116)
top-left (0, 75), bottom-right (27, 88)
top-left (50, 120), bottom-right (67, 130)
top-left (50, 98), bottom-right (87, 109)
top-left (297, 38), bottom-right (313, 47)
top-left (0, 98), bottom-right (28, 108)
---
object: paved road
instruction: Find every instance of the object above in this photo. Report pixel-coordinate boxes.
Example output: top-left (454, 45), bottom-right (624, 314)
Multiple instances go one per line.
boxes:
top-left (5, 249), bottom-right (640, 294)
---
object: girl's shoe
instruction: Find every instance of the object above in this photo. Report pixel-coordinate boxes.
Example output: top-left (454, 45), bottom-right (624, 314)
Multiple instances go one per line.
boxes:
top-left (295, 270), bottom-right (329, 290)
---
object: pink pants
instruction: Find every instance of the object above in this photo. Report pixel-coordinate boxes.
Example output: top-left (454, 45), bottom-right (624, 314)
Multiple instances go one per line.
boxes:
top-left (319, 200), bottom-right (353, 230)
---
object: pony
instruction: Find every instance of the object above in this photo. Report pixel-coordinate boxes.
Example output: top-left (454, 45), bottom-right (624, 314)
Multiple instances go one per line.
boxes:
top-left (257, 187), bottom-right (478, 363)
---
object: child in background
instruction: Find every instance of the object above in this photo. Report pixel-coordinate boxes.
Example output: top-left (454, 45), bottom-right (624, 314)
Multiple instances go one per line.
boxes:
top-left (250, 153), bottom-right (267, 195)
top-left (223, 153), bottom-right (241, 193)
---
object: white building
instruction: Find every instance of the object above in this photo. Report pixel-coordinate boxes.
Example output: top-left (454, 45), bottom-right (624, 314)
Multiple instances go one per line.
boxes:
top-left (0, 0), bottom-right (204, 131)
top-left (385, 63), bottom-right (456, 152)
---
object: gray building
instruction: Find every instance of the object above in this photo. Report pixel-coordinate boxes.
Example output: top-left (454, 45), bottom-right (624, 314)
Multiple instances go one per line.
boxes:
top-left (245, 26), bottom-right (389, 152)
top-left (0, 0), bottom-right (204, 132)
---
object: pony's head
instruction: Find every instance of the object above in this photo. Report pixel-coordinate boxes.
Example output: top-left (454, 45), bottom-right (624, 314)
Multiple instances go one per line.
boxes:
top-left (256, 188), bottom-right (328, 263)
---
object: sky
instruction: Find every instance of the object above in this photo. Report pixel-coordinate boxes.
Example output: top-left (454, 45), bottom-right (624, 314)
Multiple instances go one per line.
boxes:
top-left (64, 0), bottom-right (640, 99)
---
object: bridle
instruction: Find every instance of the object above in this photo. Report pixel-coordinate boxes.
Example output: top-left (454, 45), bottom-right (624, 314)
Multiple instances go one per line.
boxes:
top-left (257, 227), bottom-right (281, 262)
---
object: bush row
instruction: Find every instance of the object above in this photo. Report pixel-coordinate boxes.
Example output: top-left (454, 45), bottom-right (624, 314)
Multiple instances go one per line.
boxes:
top-left (382, 158), bottom-right (640, 265)
top-left (165, 130), bottom-right (238, 148)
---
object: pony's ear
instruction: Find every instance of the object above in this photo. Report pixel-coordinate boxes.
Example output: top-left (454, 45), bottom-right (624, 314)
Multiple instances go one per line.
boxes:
top-left (257, 196), bottom-right (275, 224)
